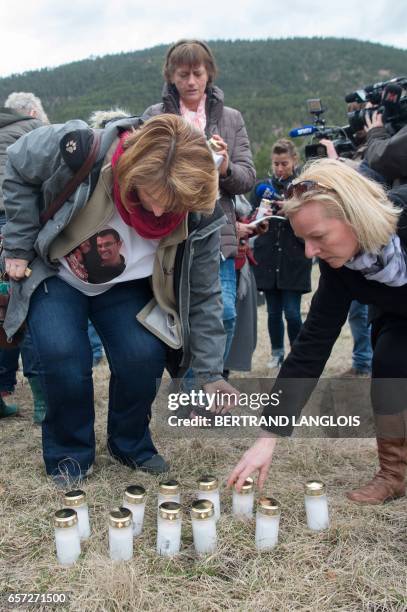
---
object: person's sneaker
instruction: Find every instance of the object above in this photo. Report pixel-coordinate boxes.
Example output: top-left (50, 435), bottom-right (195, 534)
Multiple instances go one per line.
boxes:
top-left (138, 454), bottom-right (169, 474)
top-left (340, 367), bottom-right (371, 378)
top-left (267, 355), bottom-right (284, 369)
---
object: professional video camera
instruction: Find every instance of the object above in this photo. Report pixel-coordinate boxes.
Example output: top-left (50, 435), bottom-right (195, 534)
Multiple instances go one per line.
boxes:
top-left (346, 76), bottom-right (407, 133)
top-left (289, 99), bottom-right (355, 160)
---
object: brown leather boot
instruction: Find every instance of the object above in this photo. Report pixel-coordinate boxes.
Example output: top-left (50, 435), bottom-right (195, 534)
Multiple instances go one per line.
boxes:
top-left (346, 437), bottom-right (407, 504)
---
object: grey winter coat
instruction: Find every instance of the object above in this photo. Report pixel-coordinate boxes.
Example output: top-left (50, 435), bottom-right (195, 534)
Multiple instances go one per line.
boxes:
top-left (2, 119), bottom-right (226, 383)
top-left (143, 84), bottom-right (256, 259)
top-left (0, 108), bottom-right (43, 210)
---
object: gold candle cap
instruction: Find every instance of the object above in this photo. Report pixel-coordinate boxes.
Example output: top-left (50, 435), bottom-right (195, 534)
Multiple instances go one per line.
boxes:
top-left (257, 497), bottom-right (280, 517)
top-left (191, 499), bottom-right (214, 520)
top-left (54, 508), bottom-right (78, 528)
top-left (235, 477), bottom-right (254, 495)
top-left (159, 501), bottom-right (181, 521)
top-left (305, 480), bottom-right (326, 496)
top-left (64, 489), bottom-right (86, 507)
top-left (109, 507), bottom-right (132, 529)
top-left (198, 475), bottom-right (219, 492)
top-left (124, 485), bottom-right (146, 504)
top-left (159, 479), bottom-right (180, 496)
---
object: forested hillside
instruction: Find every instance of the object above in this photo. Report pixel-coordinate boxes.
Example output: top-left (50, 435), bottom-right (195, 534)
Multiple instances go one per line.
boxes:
top-left (1, 38), bottom-right (406, 174)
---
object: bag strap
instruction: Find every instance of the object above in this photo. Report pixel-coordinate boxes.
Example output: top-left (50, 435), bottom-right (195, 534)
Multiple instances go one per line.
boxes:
top-left (40, 130), bottom-right (102, 226)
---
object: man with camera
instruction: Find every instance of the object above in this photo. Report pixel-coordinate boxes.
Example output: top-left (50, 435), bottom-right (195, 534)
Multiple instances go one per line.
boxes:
top-left (365, 110), bottom-right (407, 187)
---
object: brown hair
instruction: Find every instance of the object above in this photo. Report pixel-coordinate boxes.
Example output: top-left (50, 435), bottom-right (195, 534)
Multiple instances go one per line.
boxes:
top-left (163, 39), bottom-right (218, 84)
top-left (271, 138), bottom-right (298, 160)
top-left (114, 114), bottom-right (218, 215)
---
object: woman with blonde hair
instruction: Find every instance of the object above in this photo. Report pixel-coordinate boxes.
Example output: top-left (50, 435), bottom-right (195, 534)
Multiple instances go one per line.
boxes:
top-left (229, 158), bottom-right (407, 505)
top-left (2, 113), bottom-right (232, 486)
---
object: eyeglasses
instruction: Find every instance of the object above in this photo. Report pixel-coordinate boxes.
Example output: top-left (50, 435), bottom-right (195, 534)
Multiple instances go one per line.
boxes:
top-left (284, 180), bottom-right (330, 200)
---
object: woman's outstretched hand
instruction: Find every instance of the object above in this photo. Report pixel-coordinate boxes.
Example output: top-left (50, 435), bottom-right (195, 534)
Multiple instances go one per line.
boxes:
top-left (227, 433), bottom-right (277, 492)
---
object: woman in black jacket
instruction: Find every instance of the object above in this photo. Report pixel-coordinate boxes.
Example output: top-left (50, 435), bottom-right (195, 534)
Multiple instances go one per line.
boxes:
top-left (251, 139), bottom-right (312, 368)
top-left (229, 158), bottom-right (407, 505)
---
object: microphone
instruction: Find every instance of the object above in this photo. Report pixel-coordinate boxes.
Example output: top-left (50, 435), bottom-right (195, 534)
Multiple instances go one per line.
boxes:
top-left (255, 183), bottom-right (280, 200)
top-left (289, 125), bottom-right (318, 138)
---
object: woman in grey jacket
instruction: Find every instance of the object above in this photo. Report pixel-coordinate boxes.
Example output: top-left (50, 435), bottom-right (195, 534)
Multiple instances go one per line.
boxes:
top-left (143, 39), bottom-right (256, 362)
top-left (2, 114), bottom-right (233, 486)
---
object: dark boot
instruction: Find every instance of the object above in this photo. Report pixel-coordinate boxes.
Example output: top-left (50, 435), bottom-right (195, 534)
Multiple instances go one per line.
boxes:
top-left (28, 377), bottom-right (47, 424)
top-left (346, 413), bottom-right (407, 505)
top-left (0, 395), bottom-right (18, 418)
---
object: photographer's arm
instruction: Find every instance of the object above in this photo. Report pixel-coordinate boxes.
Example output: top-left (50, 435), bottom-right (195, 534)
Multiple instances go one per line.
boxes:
top-left (365, 117), bottom-right (407, 181)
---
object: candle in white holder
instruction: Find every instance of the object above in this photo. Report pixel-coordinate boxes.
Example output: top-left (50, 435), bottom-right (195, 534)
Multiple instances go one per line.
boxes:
top-left (64, 489), bottom-right (90, 541)
top-left (157, 502), bottom-right (182, 556)
top-left (232, 477), bottom-right (254, 518)
top-left (255, 497), bottom-right (280, 550)
top-left (122, 485), bottom-right (146, 537)
top-left (197, 475), bottom-right (220, 521)
top-left (54, 508), bottom-right (81, 566)
top-left (108, 507), bottom-right (133, 561)
top-left (304, 481), bottom-right (329, 531)
top-left (157, 479), bottom-right (180, 507)
top-left (191, 499), bottom-right (217, 555)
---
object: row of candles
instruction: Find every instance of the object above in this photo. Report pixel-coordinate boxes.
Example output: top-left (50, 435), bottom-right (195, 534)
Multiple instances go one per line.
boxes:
top-left (54, 476), bottom-right (329, 566)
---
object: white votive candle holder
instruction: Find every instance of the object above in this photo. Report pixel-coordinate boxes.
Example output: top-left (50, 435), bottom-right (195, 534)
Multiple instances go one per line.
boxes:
top-left (54, 508), bottom-right (81, 566)
top-left (191, 499), bottom-right (217, 555)
top-left (232, 477), bottom-right (254, 518)
top-left (304, 480), bottom-right (329, 531)
top-left (255, 497), bottom-right (280, 550)
top-left (157, 502), bottom-right (182, 556)
top-left (108, 507), bottom-right (133, 561)
top-left (197, 475), bottom-right (220, 521)
top-left (64, 489), bottom-right (90, 541)
top-left (122, 485), bottom-right (146, 537)
top-left (157, 479), bottom-right (180, 507)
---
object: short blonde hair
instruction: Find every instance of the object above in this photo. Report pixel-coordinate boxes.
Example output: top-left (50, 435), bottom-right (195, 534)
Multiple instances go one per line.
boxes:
top-left (114, 114), bottom-right (218, 215)
top-left (283, 159), bottom-right (401, 254)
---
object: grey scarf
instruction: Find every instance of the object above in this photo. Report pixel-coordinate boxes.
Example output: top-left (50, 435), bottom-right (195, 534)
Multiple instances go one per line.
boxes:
top-left (344, 234), bottom-right (407, 287)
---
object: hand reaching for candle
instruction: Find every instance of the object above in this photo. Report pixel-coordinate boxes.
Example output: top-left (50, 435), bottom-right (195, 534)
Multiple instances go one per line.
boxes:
top-left (227, 433), bottom-right (277, 492)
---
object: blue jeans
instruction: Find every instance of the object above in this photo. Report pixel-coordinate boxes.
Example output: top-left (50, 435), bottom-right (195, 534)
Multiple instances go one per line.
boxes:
top-left (220, 258), bottom-right (237, 361)
top-left (27, 277), bottom-right (166, 478)
top-left (348, 300), bottom-right (372, 372)
top-left (264, 289), bottom-right (302, 357)
top-left (88, 321), bottom-right (103, 361)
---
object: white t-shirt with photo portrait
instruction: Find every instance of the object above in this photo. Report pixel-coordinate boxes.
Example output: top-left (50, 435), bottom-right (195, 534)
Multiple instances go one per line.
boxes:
top-left (57, 208), bottom-right (160, 296)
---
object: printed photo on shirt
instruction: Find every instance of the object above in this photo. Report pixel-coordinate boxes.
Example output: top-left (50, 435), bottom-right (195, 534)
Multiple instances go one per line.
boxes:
top-left (65, 228), bottom-right (127, 283)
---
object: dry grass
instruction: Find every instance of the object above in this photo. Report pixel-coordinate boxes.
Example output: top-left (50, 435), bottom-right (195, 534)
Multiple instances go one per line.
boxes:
top-left (1, 267), bottom-right (406, 612)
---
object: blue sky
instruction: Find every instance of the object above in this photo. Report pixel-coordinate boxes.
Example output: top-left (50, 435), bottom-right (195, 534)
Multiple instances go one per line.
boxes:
top-left (0, 0), bottom-right (406, 77)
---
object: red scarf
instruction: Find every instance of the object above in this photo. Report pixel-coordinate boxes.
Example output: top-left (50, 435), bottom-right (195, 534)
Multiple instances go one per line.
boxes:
top-left (111, 133), bottom-right (186, 239)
